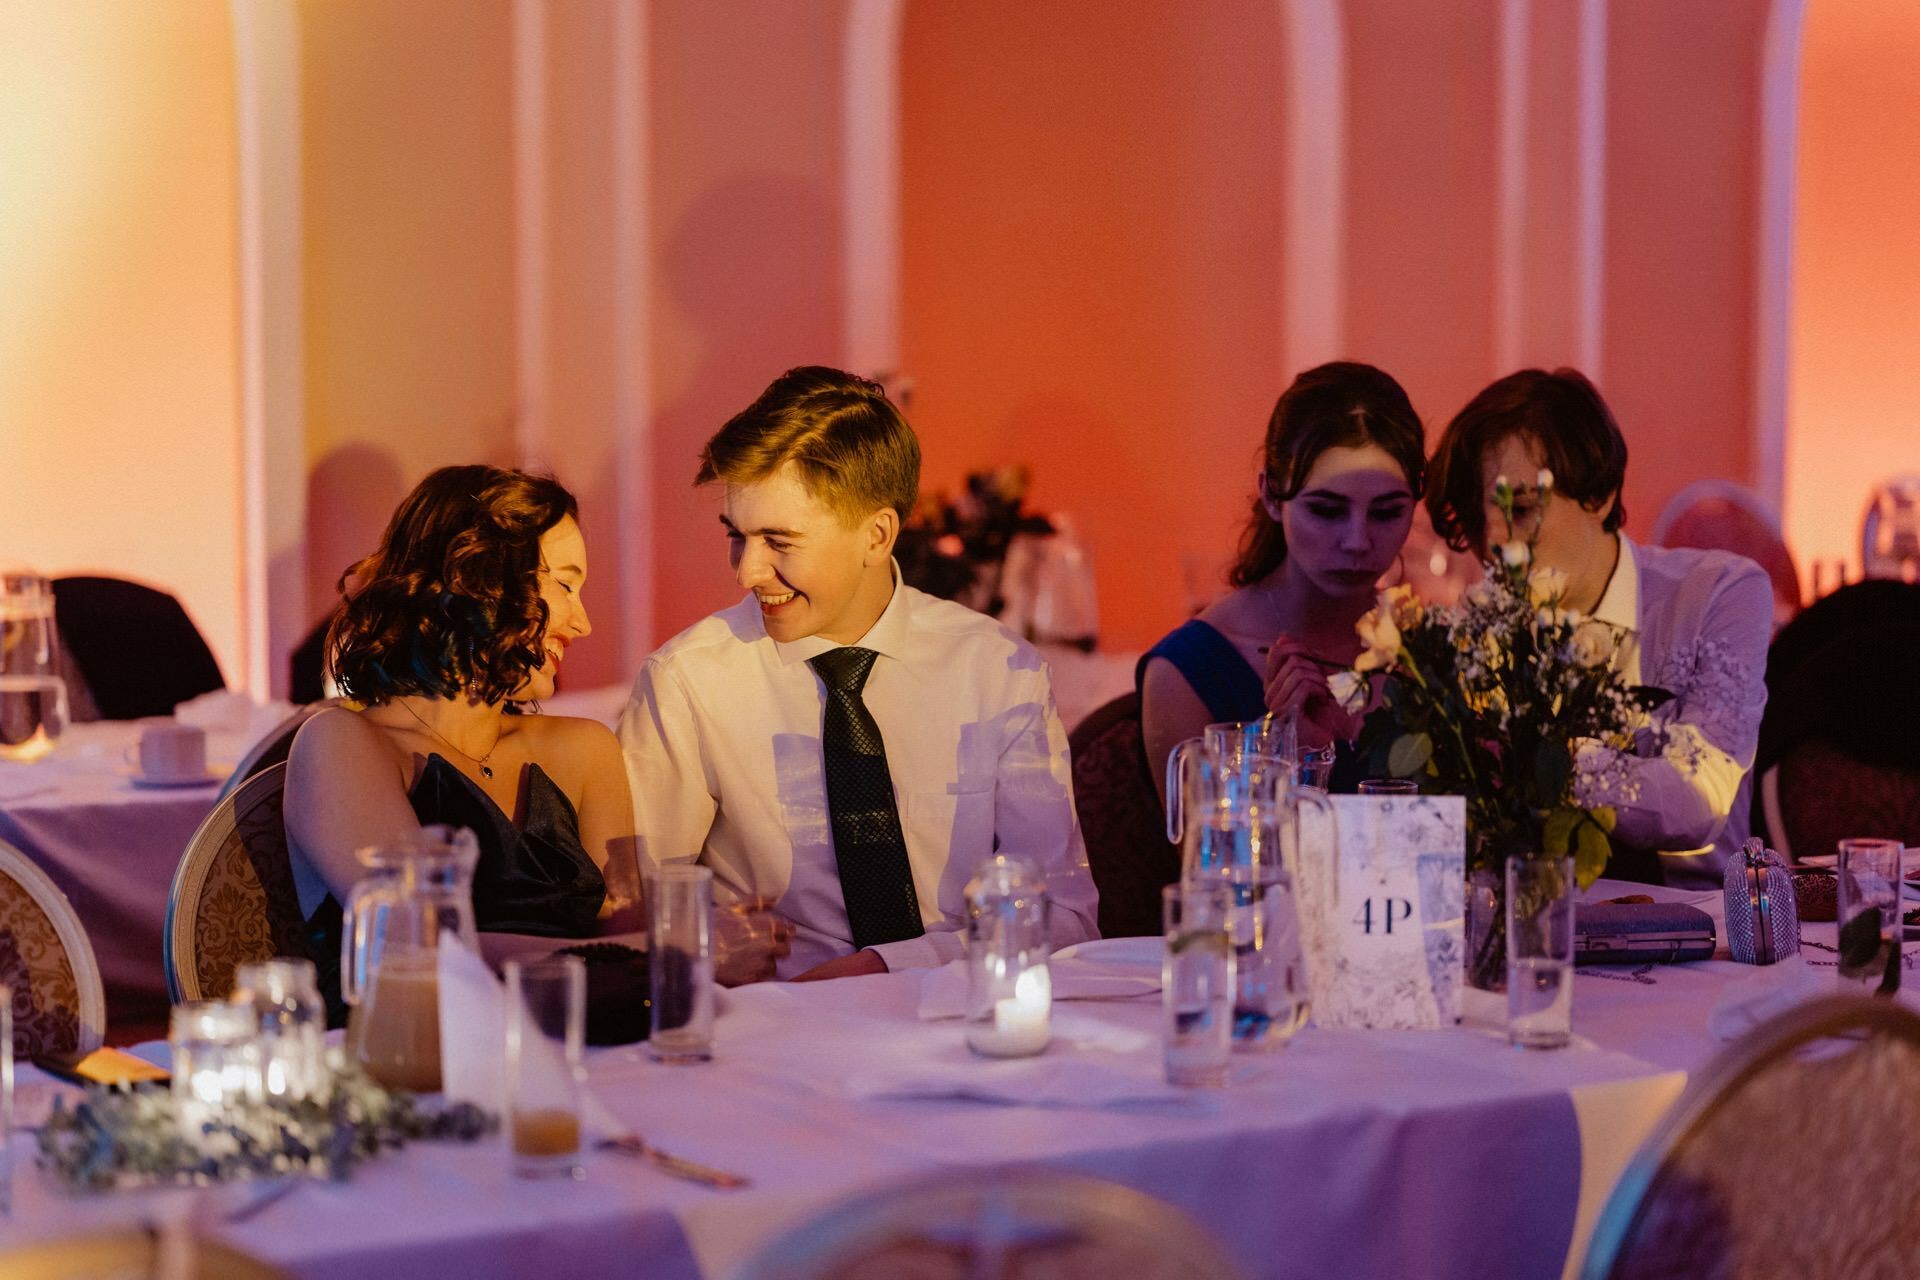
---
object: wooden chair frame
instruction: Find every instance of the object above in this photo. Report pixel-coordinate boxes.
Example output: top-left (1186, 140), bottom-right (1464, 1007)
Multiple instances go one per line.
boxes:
top-left (1579, 994), bottom-right (1920, 1279)
top-left (0, 836), bottom-right (107, 1055)
top-left (165, 761), bottom-right (293, 1004)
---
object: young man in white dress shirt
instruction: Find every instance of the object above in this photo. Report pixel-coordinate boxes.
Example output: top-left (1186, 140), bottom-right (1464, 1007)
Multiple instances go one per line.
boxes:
top-left (1427, 368), bottom-right (1773, 888)
top-left (618, 366), bottom-right (1099, 981)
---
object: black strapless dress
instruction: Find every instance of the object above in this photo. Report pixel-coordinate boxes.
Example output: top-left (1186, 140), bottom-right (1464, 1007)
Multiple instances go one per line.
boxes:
top-left (305, 754), bottom-right (607, 1024)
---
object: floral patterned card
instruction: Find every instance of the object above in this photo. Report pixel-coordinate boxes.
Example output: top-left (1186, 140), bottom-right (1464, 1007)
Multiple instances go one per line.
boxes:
top-left (1293, 795), bottom-right (1465, 1030)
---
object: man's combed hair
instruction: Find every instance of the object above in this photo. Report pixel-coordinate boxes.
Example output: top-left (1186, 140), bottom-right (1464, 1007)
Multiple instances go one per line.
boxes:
top-left (696, 366), bottom-right (919, 523)
top-left (1426, 367), bottom-right (1629, 554)
top-left (327, 465), bottom-right (579, 706)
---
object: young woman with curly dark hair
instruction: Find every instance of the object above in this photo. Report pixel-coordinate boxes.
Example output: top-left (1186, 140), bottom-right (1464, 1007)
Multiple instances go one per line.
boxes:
top-left (284, 466), bottom-right (662, 1012)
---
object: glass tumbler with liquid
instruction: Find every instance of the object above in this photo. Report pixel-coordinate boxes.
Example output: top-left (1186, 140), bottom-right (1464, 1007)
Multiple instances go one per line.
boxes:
top-left (0, 570), bottom-right (68, 763)
top-left (1163, 880), bottom-right (1236, 1086)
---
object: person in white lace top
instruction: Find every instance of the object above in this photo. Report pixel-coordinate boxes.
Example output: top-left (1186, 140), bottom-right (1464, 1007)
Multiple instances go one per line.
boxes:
top-left (1426, 368), bottom-right (1772, 887)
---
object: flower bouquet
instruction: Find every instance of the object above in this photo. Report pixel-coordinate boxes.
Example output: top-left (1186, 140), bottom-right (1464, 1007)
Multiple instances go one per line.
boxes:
top-left (1329, 471), bottom-right (1666, 988)
top-left (896, 465), bottom-right (1055, 614)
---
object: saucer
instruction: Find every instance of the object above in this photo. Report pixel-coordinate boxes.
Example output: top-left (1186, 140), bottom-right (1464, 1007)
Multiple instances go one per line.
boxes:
top-left (128, 768), bottom-right (224, 790)
top-left (1051, 936), bottom-right (1163, 970)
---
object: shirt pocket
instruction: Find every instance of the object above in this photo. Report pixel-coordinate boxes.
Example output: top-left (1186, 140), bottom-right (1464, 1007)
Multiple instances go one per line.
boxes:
top-left (908, 785), bottom-right (997, 865)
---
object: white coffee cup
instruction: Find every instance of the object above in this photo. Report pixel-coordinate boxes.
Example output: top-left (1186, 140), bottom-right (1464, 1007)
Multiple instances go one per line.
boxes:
top-left (130, 719), bottom-right (207, 782)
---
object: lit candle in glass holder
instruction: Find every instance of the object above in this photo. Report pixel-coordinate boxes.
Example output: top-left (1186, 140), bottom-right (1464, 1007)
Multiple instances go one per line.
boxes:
top-left (231, 959), bottom-right (327, 1103)
top-left (170, 1001), bottom-right (259, 1139)
top-left (965, 854), bottom-right (1052, 1058)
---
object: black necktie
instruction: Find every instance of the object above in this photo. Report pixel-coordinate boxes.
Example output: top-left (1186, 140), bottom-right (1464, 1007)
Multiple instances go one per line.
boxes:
top-left (808, 646), bottom-right (924, 950)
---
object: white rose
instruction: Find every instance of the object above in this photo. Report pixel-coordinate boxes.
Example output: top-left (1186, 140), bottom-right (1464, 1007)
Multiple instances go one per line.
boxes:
top-left (1536, 468), bottom-right (1554, 492)
top-left (1328, 669), bottom-right (1368, 714)
top-left (1527, 566), bottom-right (1569, 607)
top-left (1570, 620), bottom-right (1615, 668)
top-left (1499, 541), bottom-right (1531, 569)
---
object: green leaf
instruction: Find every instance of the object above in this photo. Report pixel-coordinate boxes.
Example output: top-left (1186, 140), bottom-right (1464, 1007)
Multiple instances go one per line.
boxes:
top-left (1542, 807), bottom-right (1580, 858)
top-left (1573, 817), bottom-right (1610, 888)
top-left (1388, 732), bottom-right (1433, 778)
top-left (1838, 910), bottom-right (1886, 978)
top-left (1532, 741), bottom-right (1572, 806)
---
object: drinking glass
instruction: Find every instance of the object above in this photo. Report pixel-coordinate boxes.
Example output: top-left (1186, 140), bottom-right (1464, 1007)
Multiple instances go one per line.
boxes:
top-left (1506, 856), bottom-right (1575, 1049)
top-left (1296, 744), bottom-right (1336, 791)
top-left (231, 958), bottom-right (327, 1102)
top-left (649, 865), bottom-right (716, 1063)
top-left (1358, 778), bottom-right (1419, 796)
top-left (506, 956), bottom-right (587, 1180)
top-left (1162, 881), bottom-right (1235, 1086)
top-left (1836, 839), bottom-right (1903, 994)
top-left (171, 1000), bottom-right (260, 1138)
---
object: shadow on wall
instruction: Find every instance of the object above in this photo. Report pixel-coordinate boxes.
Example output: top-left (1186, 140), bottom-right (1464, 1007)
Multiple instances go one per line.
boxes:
top-left (650, 173), bottom-right (844, 640)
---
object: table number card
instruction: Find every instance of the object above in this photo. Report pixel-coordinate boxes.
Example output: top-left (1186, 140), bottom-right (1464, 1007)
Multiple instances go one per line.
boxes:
top-left (1293, 795), bottom-right (1465, 1029)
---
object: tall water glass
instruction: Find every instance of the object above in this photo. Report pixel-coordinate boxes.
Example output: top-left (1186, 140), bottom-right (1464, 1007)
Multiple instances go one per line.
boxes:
top-left (1506, 856), bottom-right (1575, 1049)
top-left (1836, 839), bottom-right (1903, 994)
top-left (1163, 881), bottom-right (1235, 1086)
top-left (232, 959), bottom-right (327, 1102)
top-left (0, 570), bottom-right (68, 763)
top-left (650, 865), bottom-right (716, 1063)
top-left (506, 956), bottom-right (587, 1179)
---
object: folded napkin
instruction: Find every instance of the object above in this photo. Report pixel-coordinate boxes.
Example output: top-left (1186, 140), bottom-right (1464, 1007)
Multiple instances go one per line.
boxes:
top-left (1706, 953), bottom-right (1827, 1042)
top-left (916, 957), bottom-right (1161, 1021)
top-left (436, 939), bottom-right (621, 1135)
top-left (172, 690), bottom-right (296, 747)
top-left (832, 1042), bottom-right (1209, 1111)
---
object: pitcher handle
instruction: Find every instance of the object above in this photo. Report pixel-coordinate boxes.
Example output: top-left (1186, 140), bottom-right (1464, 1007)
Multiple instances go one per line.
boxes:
top-left (1163, 736), bottom-right (1202, 844)
top-left (341, 874), bottom-right (392, 1007)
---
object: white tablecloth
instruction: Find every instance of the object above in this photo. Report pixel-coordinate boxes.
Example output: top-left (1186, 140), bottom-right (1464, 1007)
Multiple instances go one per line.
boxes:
top-left (0, 721), bottom-right (261, 1038)
top-left (11, 878), bottom-right (1875, 1280)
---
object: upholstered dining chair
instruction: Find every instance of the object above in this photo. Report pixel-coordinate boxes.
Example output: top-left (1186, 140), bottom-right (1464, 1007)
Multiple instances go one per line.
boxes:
top-left (0, 837), bottom-right (107, 1059)
top-left (166, 762), bottom-right (308, 1005)
top-left (218, 699), bottom-right (339, 801)
top-left (1068, 691), bottom-right (1180, 938)
top-left (735, 1168), bottom-right (1250, 1280)
top-left (1579, 995), bottom-right (1920, 1280)
top-left (51, 575), bottom-right (226, 720)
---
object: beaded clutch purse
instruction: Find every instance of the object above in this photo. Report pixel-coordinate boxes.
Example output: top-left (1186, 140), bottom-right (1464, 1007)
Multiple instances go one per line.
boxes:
top-left (1723, 838), bottom-right (1800, 965)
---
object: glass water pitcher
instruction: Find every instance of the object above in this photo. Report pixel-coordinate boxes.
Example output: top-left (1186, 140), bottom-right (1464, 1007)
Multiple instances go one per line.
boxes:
top-left (342, 825), bottom-right (480, 1092)
top-left (0, 569), bottom-right (68, 763)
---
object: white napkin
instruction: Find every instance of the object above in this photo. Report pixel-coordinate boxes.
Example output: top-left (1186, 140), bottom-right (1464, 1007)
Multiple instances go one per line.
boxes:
top-left (435, 939), bottom-right (621, 1135)
top-left (1705, 953), bottom-right (1827, 1042)
top-left (172, 690), bottom-right (295, 747)
top-left (834, 1045), bottom-right (1208, 1111)
top-left (916, 957), bottom-right (1161, 1021)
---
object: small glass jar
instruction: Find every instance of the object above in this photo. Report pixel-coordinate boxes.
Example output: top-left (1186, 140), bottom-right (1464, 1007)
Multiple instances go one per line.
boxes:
top-left (232, 958), bottom-right (328, 1102)
top-left (964, 854), bottom-right (1052, 1058)
top-left (170, 1001), bottom-right (259, 1138)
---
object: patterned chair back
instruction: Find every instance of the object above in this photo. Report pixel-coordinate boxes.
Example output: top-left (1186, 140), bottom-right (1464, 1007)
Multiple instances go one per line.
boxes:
top-left (1580, 995), bottom-right (1920, 1280)
top-left (0, 838), bottom-right (106, 1059)
top-left (1069, 691), bottom-right (1181, 939)
top-left (166, 762), bottom-right (308, 1004)
top-left (735, 1167), bottom-right (1249, 1280)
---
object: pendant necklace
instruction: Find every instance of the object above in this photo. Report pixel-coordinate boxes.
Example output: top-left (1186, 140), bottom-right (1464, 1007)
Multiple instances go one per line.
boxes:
top-left (397, 698), bottom-right (501, 779)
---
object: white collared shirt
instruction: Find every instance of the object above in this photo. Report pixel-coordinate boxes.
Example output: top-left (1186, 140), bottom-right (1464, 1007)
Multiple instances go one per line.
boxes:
top-left (617, 571), bottom-right (1098, 977)
top-left (1591, 535), bottom-right (1771, 885)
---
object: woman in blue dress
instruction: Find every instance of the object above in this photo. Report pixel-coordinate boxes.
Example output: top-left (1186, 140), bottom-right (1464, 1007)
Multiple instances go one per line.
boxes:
top-left (1139, 363), bottom-right (1427, 788)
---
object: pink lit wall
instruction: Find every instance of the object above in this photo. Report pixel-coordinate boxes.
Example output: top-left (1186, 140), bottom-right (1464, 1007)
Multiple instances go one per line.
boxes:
top-left (899, 0), bottom-right (1287, 651)
top-left (647, 0), bottom-right (850, 642)
top-left (0, 1), bottom-right (245, 683)
top-left (1786, 0), bottom-right (1920, 580)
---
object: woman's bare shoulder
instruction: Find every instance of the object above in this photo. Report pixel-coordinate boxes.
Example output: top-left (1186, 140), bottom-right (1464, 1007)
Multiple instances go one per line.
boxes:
top-left (289, 705), bottom-right (405, 776)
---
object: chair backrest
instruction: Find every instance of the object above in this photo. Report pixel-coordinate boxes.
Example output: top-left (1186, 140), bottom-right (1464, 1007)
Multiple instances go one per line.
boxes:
top-left (218, 699), bottom-right (338, 802)
top-left (51, 575), bottom-right (226, 720)
top-left (1760, 741), bottom-right (1920, 863)
top-left (166, 762), bottom-right (307, 1004)
top-left (736, 1167), bottom-right (1249, 1280)
top-left (1068, 691), bottom-right (1180, 938)
top-left (1580, 995), bottom-right (1920, 1280)
top-left (1650, 480), bottom-right (1802, 626)
top-left (0, 838), bottom-right (106, 1058)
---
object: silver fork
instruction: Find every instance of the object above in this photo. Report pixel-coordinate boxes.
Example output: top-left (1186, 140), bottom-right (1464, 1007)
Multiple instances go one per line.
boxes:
top-left (595, 1134), bottom-right (750, 1189)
